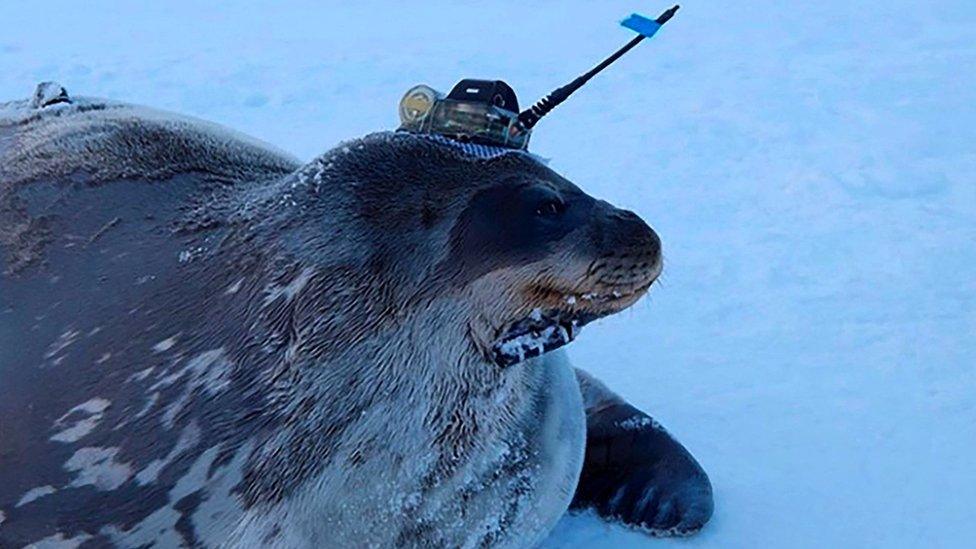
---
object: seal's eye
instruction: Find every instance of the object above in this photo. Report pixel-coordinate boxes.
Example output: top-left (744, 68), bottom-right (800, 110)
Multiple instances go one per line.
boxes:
top-left (535, 198), bottom-right (566, 217)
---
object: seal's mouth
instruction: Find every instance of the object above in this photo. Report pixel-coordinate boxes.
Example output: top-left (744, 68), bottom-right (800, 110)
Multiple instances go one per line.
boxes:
top-left (490, 284), bottom-right (650, 367)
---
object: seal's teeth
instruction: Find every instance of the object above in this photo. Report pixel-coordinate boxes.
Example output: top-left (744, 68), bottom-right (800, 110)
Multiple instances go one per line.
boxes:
top-left (564, 288), bottom-right (637, 304)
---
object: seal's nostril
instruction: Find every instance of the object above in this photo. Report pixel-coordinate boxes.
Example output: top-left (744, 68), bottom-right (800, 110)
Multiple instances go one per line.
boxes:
top-left (646, 228), bottom-right (662, 262)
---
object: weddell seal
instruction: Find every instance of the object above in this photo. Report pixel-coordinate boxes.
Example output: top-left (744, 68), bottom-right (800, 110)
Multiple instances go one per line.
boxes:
top-left (0, 83), bottom-right (712, 547)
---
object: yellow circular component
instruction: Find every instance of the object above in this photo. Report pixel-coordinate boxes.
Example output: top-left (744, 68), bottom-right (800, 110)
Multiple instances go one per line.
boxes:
top-left (399, 85), bottom-right (438, 125)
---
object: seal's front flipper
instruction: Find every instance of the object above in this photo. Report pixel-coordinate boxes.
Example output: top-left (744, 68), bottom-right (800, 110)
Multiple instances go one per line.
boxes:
top-left (572, 369), bottom-right (713, 536)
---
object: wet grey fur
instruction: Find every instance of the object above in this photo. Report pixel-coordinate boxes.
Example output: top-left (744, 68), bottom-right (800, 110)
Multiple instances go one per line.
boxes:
top-left (0, 86), bottom-right (711, 547)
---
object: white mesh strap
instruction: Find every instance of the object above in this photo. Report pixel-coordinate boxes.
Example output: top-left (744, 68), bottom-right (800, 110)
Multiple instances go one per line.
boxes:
top-left (418, 133), bottom-right (549, 164)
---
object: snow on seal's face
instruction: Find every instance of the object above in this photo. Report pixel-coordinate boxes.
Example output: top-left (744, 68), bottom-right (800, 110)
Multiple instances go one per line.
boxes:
top-left (294, 133), bottom-right (663, 368)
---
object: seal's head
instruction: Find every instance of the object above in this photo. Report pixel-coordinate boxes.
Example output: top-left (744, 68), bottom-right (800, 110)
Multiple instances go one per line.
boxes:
top-left (441, 155), bottom-right (662, 367)
top-left (283, 133), bottom-right (661, 368)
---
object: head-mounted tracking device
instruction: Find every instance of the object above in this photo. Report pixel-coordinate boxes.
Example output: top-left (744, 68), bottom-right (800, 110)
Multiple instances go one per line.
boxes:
top-left (398, 5), bottom-right (679, 151)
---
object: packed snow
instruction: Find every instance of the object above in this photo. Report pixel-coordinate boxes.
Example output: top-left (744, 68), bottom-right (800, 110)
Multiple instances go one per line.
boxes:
top-left (1, 0), bottom-right (973, 547)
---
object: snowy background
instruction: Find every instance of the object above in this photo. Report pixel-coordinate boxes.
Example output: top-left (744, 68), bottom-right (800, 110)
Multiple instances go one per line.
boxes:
top-left (1, 0), bottom-right (974, 547)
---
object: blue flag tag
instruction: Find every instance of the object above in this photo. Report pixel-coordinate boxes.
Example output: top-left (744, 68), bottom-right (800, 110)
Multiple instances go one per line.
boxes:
top-left (620, 13), bottom-right (662, 38)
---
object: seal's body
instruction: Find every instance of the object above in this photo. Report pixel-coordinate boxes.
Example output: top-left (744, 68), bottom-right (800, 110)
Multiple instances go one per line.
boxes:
top-left (0, 88), bottom-right (711, 547)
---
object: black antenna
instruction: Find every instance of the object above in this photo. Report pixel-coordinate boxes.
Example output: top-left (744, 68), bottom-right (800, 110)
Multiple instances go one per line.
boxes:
top-left (517, 5), bottom-right (679, 131)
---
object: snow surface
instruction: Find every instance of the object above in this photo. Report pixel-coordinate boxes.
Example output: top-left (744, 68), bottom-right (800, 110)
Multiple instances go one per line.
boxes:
top-left (1, 0), bottom-right (974, 547)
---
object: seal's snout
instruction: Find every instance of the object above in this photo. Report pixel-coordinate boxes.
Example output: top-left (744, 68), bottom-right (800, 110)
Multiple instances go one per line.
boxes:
top-left (590, 207), bottom-right (662, 291)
